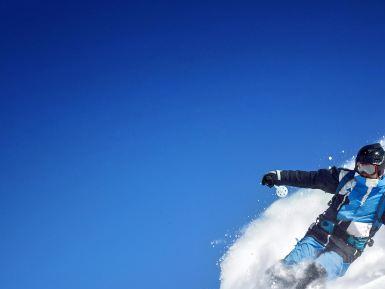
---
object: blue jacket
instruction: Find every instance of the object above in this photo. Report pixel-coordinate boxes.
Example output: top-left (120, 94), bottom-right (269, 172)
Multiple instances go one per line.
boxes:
top-left (275, 167), bottom-right (385, 252)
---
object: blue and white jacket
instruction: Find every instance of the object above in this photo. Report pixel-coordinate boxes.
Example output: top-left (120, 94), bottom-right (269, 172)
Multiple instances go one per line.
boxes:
top-left (275, 167), bottom-right (385, 252)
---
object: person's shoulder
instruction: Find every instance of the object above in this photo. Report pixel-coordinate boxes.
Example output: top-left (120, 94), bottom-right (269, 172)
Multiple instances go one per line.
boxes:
top-left (335, 167), bottom-right (355, 181)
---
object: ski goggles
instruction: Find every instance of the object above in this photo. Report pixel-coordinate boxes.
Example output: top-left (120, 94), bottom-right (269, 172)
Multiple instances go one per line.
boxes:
top-left (356, 162), bottom-right (379, 177)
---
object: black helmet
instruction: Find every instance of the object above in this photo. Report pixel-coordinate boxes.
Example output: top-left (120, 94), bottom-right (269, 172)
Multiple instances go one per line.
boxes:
top-left (355, 143), bottom-right (385, 177)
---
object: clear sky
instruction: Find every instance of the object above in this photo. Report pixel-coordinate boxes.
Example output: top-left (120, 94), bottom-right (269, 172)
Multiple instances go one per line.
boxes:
top-left (1, 1), bottom-right (385, 289)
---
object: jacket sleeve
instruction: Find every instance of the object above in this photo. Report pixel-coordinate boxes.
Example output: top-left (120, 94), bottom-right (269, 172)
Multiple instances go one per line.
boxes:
top-left (274, 166), bottom-right (341, 194)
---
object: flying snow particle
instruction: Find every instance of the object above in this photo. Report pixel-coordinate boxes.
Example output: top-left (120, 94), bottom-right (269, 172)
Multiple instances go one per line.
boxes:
top-left (275, 185), bottom-right (288, 198)
top-left (211, 239), bottom-right (225, 247)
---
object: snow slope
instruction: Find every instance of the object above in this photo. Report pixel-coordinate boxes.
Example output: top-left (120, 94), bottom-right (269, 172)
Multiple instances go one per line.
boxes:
top-left (219, 140), bottom-right (385, 289)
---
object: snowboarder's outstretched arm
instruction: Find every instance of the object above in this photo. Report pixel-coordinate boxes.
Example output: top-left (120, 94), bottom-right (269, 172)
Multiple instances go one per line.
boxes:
top-left (261, 166), bottom-right (343, 194)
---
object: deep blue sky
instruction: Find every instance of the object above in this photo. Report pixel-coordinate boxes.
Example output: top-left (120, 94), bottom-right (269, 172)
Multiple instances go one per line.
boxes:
top-left (1, 1), bottom-right (385, 289)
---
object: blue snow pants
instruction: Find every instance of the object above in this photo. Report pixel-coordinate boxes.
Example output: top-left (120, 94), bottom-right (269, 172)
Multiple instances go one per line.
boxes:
top-left (283, 236), bottom-right (350, 280)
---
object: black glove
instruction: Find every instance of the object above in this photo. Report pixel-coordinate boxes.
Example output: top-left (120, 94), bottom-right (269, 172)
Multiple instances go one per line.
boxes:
top-left (261, 171), bottom-right (278, 188)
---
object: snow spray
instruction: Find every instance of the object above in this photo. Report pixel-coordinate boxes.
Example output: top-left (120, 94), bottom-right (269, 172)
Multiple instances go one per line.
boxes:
top-left (274, 185), bottom-right (288, 198)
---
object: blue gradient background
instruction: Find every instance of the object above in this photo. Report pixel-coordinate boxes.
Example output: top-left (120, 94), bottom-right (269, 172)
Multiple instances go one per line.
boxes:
top-left (1, 1), bottom-right (385, 289)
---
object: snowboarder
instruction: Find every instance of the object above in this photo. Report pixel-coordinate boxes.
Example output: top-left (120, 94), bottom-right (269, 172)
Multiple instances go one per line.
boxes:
top-left (261, 143), bottom-right (385, 289)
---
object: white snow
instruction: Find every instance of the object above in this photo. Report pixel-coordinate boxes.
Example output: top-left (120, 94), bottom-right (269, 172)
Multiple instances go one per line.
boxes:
top-left (275, 185), bottom-right (288, 198)
top-left (219, 139), bottom-right (385, 289)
